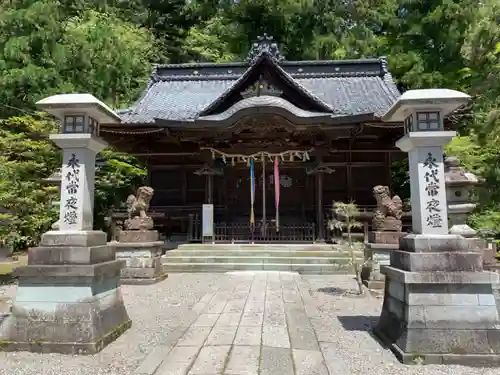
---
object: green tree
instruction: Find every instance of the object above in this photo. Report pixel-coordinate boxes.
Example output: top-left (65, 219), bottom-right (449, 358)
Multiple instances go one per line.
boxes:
top-left (94, 149), bottom-right (147, 231)
top-left (61, 10), bottom-right (154, 107)
top-left (0, 1), bottom-right (155, 116)
top-left (0, 115), bottom-right (60, 250)
top-left (0, 115), bottom-right (147, 249)
top-left (329, 201), bottom-right (364, 294)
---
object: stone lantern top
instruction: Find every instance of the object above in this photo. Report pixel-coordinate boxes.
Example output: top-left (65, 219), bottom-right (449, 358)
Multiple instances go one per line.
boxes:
top-left (444, 156), bottom-right (479, 186)
top-left (36, 93), bottom-right (121, 124)
top-left (382, 89), bottom-right (471, 122)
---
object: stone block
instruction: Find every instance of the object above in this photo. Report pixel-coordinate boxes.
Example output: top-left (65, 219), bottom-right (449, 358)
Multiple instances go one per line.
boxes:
top-left (407, 292), bottom-right (479, 306)
top-left (0, 259), bottom-right (131, 354)
top-left (390, 251), bottom-right (483, 272)
top-left (13, 260), bottom-right (124, 283)
top-left (400, 234), bottom-right (474, 253)
top-left (369, 231), bottom-right (403, 245)
top-left (396, 328), bottom-right (500, 354)
top-left (40, 230), bottom-right (107, 247)
top-left (28, 245), bottom-right (115, 265)
top-left (113, 241), bottom-right (166, 284)
top-left (423, 305), bottom-right (500, 329)
top-left (387, 279), bottom-right (405, 301)
top-left (118, 230), bottom-right (159, 243)
top-left (381, 266), bottom-right (499, 285)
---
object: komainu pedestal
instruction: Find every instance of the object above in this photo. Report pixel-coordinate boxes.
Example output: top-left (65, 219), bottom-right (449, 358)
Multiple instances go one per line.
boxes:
top-left (113, 186), bottom-right (167, 284)
top-left (0, 231), bottom-right (131, 354)
top-left (374, 234), bottom-right (500, 366)
top-left (364, 185), bottom-right (404, 289)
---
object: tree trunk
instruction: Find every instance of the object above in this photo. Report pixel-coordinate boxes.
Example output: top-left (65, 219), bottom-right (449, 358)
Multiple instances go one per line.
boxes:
top-left (348, 225), bottom-right (364, 295)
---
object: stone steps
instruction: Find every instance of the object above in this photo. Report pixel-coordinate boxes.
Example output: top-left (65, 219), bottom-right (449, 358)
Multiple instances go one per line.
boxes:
top-left (161, 262), bottom-right (354, 274)
top-left (161, 244), bottom-right (363, 274)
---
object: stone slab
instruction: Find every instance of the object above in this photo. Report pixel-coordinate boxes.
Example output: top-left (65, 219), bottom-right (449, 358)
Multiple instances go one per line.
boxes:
top-left (14, 259), bottom-right (124, 281)
top-left (234, 325), bottom-right (261, 346)
top-left (205, 325), bottom-right (237, 345)
top-left (225, 345), bottom-right (260, 375)
top-left (120, 272), bottom-right (168, 285)
top-left (118, 230), bottom-right (159, 243)
top-left (380, 266), bottom-right (499, 284)
top-left (188, 345), bottom-right (230, 375)
top-left (262, 325), bottom-right (290, 348)
top-left (363, 279), bottom-right (385, 290)
top-left (136, 345), bottom-right (173, 375)
top-left (400, 233), bottom-right (475, 253)
top-left (28, 245), bottom-right (114, 265)
top-left (390, 250), bottom-right (483, 272)
top-left (389, 343), bottom-right (500, 366)
top-left (369, 231), bottom-right (403, 245)
top-left (292, 349), bottom-right (329, 375)
top-left (177, 326), bottom-right (212, 347)
top-left (40, 230), bottom-right (107, 247)
top-left (0, 319), bottom-right (131, 355)
top-left (155, 346), bottom-right (200, 375)
top-left (260, 346), bottom-right (294, 375)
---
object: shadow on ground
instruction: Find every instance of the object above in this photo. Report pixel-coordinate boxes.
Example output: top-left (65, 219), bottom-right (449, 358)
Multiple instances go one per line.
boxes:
top-left (337, 315), bottom-right (380, 331)
top-left (316, 287), bottom-right (363, 296)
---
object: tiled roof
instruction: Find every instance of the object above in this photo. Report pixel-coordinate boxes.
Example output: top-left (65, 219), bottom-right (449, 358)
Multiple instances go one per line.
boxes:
top-left (118, 55), bottom-right (401, 126)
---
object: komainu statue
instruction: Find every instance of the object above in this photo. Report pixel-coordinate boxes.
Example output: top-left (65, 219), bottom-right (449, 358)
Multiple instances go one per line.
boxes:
top-left (372, 185), bottom-right (403, 232)
top-left (124, 186), bottom-right (154, 230)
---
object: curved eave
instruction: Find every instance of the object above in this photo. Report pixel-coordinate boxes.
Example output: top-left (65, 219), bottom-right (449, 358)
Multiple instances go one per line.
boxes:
top-left (198, 96), bottom-right (330, 125)
top-left (154, 112), bottom-right (378, 130)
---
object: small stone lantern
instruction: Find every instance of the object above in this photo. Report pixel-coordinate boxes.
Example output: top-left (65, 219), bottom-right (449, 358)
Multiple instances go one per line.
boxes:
top-left (444, 156), bottom-right (479, 237)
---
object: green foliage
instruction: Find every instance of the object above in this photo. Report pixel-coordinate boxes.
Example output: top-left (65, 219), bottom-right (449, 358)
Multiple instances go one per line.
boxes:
top-left (94, 149), bottom-right (147, 229)
top-left (329, 201), bottom-right (364, 294)
top-left (0, 115), bottom-right (60, 250)
top-left (329, 201), bottom-right (362, 245)
top-left (0, 115), bottom-right (146, 249)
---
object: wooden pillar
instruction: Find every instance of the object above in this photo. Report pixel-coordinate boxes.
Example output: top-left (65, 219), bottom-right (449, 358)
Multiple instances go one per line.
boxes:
top-left (206, 174), bottom-right (214, 204)
top-left (316, 171), bottom-right (325, 242)
top-left (347, 151), bottom-right (353, 201)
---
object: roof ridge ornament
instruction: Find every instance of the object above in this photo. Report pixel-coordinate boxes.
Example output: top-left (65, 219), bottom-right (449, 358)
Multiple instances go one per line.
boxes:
top-left (241, 75), bottom-right (282, 98)
top-left (246, 34), bottom-right (284, 65)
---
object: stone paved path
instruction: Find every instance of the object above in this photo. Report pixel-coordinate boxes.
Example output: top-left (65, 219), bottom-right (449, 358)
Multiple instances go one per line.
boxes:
top-left (1, 272), bottom-right (498, 375)
top-left (137, 271), bottom-right (333, 375)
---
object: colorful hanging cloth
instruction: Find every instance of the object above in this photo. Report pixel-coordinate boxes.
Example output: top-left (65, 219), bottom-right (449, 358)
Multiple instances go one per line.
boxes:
top-left (274, 156), bottom-right (280, 231)
top-left (250, 159), bottom-right (255, 228)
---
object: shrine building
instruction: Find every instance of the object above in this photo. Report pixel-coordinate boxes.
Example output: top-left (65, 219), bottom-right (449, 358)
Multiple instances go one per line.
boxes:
top-left (98, 35), bottom-right (436, 243)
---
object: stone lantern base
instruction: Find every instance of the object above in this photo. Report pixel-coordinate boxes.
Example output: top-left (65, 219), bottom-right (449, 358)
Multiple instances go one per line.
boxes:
top-left (0, 230), bottom-right (131, 355)
top-left (374, 234), bottom-right (500, 366)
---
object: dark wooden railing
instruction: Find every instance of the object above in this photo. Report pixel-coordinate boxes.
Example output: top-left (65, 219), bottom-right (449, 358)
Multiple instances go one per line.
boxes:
top-left (188, 214), bottom-right (316, 243)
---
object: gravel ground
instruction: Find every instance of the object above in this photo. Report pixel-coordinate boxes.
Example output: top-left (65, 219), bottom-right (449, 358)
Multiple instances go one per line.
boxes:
top-left (0, 273), bottom-right (499, 375)
top-left (0, 274), bottom-right (223, 375)
top-left (306, 275), bottom-right (499, 375)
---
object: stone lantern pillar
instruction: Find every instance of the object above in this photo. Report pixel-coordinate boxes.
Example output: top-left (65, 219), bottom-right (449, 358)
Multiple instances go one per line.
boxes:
top-left (0, 94), bottom-right (131, 354)
top-left (374, 89), bottom-right (500, 365)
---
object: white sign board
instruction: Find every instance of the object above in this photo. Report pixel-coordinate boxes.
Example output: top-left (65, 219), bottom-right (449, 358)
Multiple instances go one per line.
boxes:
top-left (202, 204), bottom-right (214, 237)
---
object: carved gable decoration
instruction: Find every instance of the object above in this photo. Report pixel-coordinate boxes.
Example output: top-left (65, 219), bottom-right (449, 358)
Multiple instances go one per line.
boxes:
top-left (247, 34), bottom-right (284, 65)
top-left (241, 76), bottom-right (282, 98)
